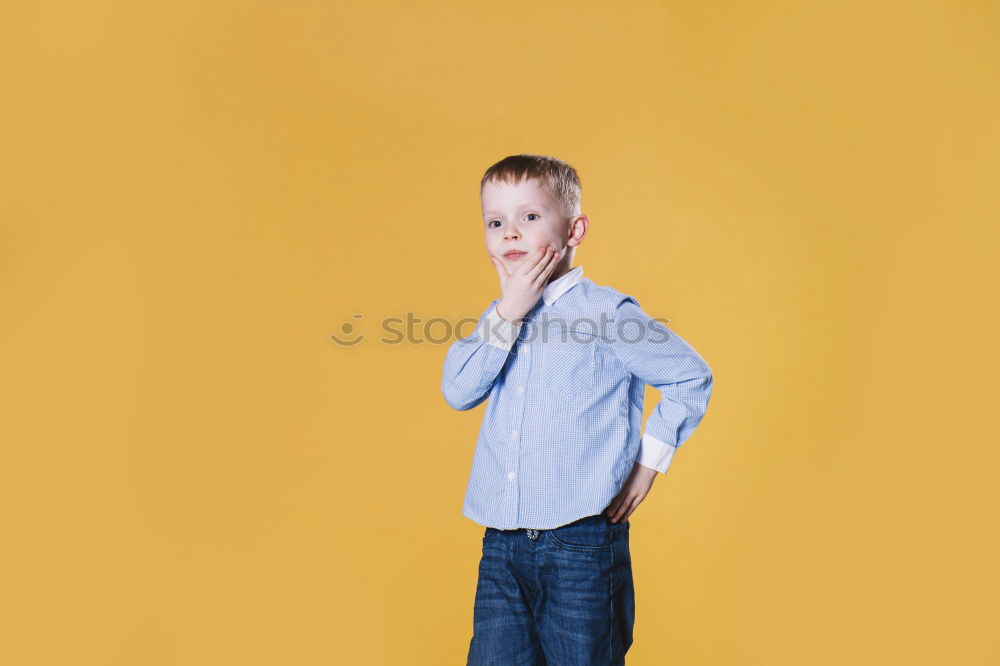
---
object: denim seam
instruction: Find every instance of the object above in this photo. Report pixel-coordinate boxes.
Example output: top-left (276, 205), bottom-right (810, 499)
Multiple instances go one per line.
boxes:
top-left (610, 539), bottom-right (618, 664)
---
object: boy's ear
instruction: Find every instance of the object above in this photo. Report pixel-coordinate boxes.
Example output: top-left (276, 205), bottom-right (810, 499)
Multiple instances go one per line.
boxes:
top-left (565, 215), bottom-right (588, 246)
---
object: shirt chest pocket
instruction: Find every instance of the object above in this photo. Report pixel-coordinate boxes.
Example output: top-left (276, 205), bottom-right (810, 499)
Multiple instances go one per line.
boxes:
top-left (536, 325), bottom-right (598, 398)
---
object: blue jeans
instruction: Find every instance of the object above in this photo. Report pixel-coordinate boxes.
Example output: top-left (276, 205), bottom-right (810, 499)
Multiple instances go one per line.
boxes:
top-left (466, 512), bottom-right (635, 665)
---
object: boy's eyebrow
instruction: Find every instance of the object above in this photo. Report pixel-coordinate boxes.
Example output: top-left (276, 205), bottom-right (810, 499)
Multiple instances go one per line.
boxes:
top-left (483, 202), bottom-right (548, 217)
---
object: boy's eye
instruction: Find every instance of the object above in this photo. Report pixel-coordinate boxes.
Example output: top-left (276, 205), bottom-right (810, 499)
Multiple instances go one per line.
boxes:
top-left (486, 213), bottom-right (539, 228)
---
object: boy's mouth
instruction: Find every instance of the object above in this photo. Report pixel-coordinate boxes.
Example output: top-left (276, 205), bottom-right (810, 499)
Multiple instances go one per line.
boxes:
top-left (503, 250), bottom-right (527, 259)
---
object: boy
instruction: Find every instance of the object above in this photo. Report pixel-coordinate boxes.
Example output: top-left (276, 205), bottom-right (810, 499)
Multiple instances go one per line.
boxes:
top-left (442, 154), bottom-right (713, 665)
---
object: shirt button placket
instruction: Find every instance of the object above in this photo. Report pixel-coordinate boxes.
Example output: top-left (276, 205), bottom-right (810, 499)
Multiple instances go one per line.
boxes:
top-left (505, 334), bottom-right (530, 528)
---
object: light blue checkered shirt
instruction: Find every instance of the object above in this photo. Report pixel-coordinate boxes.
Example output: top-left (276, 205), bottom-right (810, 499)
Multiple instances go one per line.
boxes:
top-left (442, 266), bottom-right (713, 530)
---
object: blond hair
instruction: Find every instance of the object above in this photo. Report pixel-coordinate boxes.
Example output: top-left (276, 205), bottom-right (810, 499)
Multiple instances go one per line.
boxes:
top-left (480, 154), bottom-right (582, 220)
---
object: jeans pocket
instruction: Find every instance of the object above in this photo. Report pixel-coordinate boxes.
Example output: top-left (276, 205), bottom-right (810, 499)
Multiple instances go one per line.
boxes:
top-left (548, 531), bottom-right (612, 553)
top-left (548, 516), bottom-right (615, 553)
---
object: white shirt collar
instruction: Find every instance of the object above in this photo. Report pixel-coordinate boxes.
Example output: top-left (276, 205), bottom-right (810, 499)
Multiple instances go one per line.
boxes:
top-left (543, 266), bottom-right (584, 305)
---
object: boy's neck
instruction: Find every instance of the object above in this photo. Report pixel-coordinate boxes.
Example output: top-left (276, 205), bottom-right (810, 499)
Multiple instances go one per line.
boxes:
top-left (548, 263), bottom-right (575, 284)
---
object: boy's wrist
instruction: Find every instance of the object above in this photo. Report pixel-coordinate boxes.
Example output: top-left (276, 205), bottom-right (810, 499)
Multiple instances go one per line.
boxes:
top-left (478, 301), bottom-right (523, 350)
top-left (496, 300), bottom-right (522, 323)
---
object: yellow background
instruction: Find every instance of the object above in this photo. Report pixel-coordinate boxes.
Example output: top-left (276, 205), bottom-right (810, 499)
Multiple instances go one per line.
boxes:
top-left (1, 1), bottom-right (997, 664)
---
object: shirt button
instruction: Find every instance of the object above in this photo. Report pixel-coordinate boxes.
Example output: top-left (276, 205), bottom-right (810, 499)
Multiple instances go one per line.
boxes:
top-left (516, 385), bottom-right (524, 394)
top-left (508, 472), bottom-right (516, 480)
top-left (511, 430), bottom-right (519, 438)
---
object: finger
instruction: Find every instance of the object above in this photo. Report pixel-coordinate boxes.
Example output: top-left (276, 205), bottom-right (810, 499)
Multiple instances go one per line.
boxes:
top-left (518, 246), bottom-right (548, 275)
top-left (612, 495), bottom-right (635, 522)
top-left (490, 256), bottom-right (509, 280)
top-left (526, 247), bottom-right (555, 281)
top-left (544, 247), bottom-right (561, 273)
top-left (622, 497), bottom-right (640, 521)
top-left (531, 247), bottom-right (559, 284)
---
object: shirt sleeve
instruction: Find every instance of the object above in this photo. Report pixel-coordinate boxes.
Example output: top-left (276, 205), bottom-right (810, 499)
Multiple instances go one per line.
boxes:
top-left (609, 296), bottom-right (714, 474)
top-left (441, 299), bottom-right (523, 411)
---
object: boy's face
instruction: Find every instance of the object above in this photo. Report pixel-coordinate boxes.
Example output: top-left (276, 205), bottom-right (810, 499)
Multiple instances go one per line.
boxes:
top-left (481, 177), bottom-right (585, 280)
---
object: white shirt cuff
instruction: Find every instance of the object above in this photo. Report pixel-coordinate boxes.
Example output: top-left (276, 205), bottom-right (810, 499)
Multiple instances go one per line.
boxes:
top-left (636, 432), bottom-right (677, 474)
top-left (477, 303), bottom-right (523, 350)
